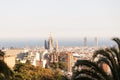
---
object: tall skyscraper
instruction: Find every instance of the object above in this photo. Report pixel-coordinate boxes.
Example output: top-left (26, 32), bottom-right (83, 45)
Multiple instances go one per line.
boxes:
top-left (95, 37), bottom-right (98, 47)
top-left (44, 40), bottom-right (48, 49)
top-left (84, 37), bottom-right (87, 47)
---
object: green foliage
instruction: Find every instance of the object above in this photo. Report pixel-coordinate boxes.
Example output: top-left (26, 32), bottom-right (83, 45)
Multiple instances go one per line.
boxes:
top-left (13, 63), bottom-right (59, 80)
top-left (50, 62), bottom-right (67, 70)
top-left (58, 62), bottom-right (66, 70)
top-left (14, 72), bottom-right (24, 80)
top-left (54, 69), bottom-right (64, 80)
top-left (0, 73), bottom-right (5, 80)
top-left (50, 62), bottom-right (69, 80)
top-left (13, 62), bottom-right (69, 80)
top-left (0, 50), bottom-right (5, 57)
top-left (50, 62), bottom-right (59, 69)
top-left (25, 60), bottom-right (31, 65)
top-left (0, 52), bottom-right (13, 80)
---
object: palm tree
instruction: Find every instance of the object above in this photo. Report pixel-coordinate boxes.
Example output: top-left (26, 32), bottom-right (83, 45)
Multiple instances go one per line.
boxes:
top-left (92, 38), bottom-right (120, 80)
top-left (72, 38), bottom-right (120, 80)
top-left (0, 50), bottom-right (13, 80)
top-left (72, 60), bottom-right (110, 80)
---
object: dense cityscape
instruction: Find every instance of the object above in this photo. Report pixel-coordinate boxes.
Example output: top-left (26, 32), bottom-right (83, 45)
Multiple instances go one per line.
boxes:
top-left (0, 0), bottom-right (120, 80)
top-left (0, 33), bottom-right (118, 80)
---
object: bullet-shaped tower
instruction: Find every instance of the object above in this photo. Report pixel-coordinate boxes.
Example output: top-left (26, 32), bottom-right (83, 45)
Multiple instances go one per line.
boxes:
top-left (84, 37), bottom-right (87, 47)
top-left (95, 37), bottom-right (98, 47)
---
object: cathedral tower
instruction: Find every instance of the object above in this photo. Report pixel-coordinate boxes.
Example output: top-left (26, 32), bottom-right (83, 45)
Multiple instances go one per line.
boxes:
top-left (48, 33), bottom-right (54, 53)
top-left (55, 40), bottom-right (59, 52)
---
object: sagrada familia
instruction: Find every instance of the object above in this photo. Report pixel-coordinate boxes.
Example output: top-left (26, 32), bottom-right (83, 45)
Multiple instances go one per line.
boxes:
top-left (44, 33), bottom-right (59, 53)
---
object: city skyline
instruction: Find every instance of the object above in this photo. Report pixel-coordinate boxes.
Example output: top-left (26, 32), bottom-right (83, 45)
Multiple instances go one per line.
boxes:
top-left (0, 0), bottom-right (120, 39)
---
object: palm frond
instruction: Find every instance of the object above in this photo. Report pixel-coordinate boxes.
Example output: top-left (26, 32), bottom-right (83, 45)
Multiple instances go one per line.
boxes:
top-left (78, 69), bottom-right (106, 80)
top-left (112, 38), bottom-right (120, 50)
top-left (74, 60), bottom-right (109, 80)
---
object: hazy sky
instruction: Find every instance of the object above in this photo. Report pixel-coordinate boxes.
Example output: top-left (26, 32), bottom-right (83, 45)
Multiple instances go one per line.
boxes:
top-left (0, 0), bottom-right (120, 39)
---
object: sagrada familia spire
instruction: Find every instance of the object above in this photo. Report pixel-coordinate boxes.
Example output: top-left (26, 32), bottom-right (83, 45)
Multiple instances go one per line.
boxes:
top-left (44, 33), bottom-right (59, 53)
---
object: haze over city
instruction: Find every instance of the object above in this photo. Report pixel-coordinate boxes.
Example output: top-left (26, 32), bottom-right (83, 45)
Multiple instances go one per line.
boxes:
top-left (0, 0), bottom-right (120, 39)
top-left (1, 0), bottom-right (120, 80)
